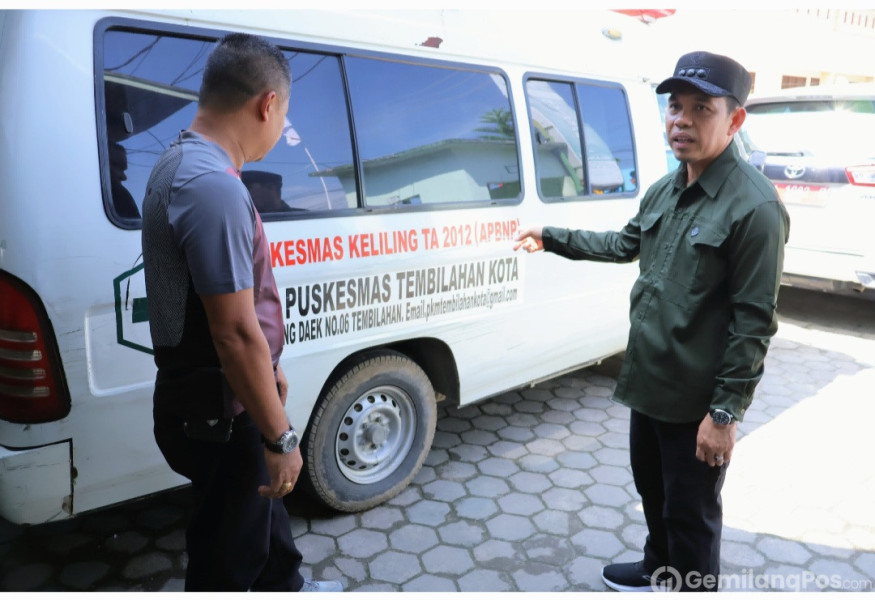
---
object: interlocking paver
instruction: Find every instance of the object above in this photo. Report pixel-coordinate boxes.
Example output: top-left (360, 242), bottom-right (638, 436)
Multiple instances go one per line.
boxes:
top-left (387, 523), bottom-right (438, 553)
top-left (438, 521), bottom-right (486, 546)
top-left (496, 425), bottom-right (535, 443)
top-left (459, 429), bottom-right (498, 446)
top-left (578, 505), bottom-right (625, 530)
top-left (541, 487), bottom-right (587, 512)
top-left (508, 471), bottom-right (552, 493)
top-left (405, 500), bottom-right (451, 527)
top-left (533, 509), bottom-right (578, 536)
top-left (472, 538), bottom-right (517, 566)
top-left (476, 456), bottom-right (518, 478)
top-left (556, 449), bottom-right (599, 471)
top-left (464, 475), bottom-right (510, 498)
top-left (402, 573), bottom-right (456, 591)
top-left (457, 568), bottom-right (513, 591)
top-left (422, 479), bottom-right (467, 502)
top-left (434, 461), bottom-right (477, 482)
top-left (485, 514), bottom-right (536, 541)
top-left (583, 482), bottom-right (632, 506)
top-left (297, 532), bottom-right (337, 563)
top-left (336, 529), bottom-right (388, 559)
top-left (567, 555), bottom-right (608, 590)
top-left (309, 513), bottom-right (357, 536)
top-left (526, 437), bottom-right (567, 456)
top-left (368, 551), bottom-right (420, 584)
top-left (497, 492), bottom-right (545, 516)
top-left (756, 537), bottom-right (811, 565)
top-left (455, 496), bottom-right (498, 520)
top-left (517, 454), bottom-right (559, 474)
top-left (722, 540), bottom-right (767, 568)
top-left (511, 561), bottom-right (569, 591)
top-left (522, 533), bottom-right (576, 566)
top-left (570, 528), bottom-right (626, 559)
top-left (421, 545), bottom-right (473, 575)
top-left (548, 467), bottom-right (594, 489)
top-left (447, 443), bottom-right (489, 463)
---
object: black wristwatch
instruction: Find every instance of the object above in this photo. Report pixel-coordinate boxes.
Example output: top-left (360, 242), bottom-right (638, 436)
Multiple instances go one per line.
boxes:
top-left (262, 426), bottom-right (299, 454)
top-left (709, 409), bottom-right (734, 426)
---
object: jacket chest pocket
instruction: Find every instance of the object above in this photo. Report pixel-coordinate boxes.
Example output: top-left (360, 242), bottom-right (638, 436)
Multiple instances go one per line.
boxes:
top-left (671, 222), bottom-right (729, 293)
top-left (638, 211), bottom-right (664, 269)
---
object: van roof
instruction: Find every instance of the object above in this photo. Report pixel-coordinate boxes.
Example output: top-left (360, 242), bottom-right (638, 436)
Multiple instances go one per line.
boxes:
top-left (125, 9), bottom-right (665, 83)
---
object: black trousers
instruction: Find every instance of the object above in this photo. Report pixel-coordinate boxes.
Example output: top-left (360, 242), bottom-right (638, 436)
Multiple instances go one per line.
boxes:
top-left (154, 409), bottom-right (304, 591)
top-left (629, 410), bottom-right (727, 592)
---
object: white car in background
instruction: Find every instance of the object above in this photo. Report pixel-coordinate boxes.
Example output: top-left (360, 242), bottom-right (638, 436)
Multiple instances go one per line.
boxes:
top-left (741, 84), bottom-right (875, 296)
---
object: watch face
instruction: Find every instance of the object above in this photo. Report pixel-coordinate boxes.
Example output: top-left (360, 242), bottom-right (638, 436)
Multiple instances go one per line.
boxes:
top-left (711, 410), bottom-right (732, 425)
top-left (281, 429), bottom-right (299, 452)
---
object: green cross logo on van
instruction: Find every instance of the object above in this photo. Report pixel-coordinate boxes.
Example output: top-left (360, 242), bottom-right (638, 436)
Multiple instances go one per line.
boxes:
top-left (112, 259), bottom-right (153, 355)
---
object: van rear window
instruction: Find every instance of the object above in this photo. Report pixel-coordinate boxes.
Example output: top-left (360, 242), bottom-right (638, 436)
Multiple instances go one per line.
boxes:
top-left (99, 24), bottom-right (520, 226)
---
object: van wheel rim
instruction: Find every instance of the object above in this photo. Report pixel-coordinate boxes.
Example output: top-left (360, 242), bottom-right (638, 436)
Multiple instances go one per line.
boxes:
top-left (335, 386), bottom-right (415, 484)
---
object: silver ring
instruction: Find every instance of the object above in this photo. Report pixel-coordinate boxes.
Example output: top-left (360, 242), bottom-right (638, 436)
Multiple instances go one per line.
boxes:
top-left (714, 455), bottom-right (724, 463)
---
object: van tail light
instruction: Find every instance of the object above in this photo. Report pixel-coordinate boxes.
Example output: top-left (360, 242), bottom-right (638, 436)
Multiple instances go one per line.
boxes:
top-left (0, 271), bottom-right (70, 423)
top-left (846, 165), bottom-right (875, 187)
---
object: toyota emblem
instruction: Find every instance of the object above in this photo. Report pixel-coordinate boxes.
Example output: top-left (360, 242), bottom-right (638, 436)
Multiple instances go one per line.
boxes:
top-left (784, 164), bottom-right (806, 179)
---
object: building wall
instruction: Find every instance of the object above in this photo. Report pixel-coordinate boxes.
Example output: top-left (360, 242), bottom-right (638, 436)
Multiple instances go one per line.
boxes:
top-left (646, 8), bottom-right (875, 95)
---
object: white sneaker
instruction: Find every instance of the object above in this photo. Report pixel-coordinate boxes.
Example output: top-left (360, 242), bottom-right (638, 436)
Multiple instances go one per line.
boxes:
top-left (300, 579), bottom-right (344, 592)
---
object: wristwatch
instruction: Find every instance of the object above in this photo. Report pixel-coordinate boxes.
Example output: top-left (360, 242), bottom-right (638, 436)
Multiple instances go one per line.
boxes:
top-left (262, 426), bottom-right (299, 454)
top-left (709, 409), bottom-right (734, 426)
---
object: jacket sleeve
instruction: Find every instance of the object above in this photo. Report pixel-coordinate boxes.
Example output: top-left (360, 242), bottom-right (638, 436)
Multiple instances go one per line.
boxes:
top-left (542, 213), bottom-right (643, 264)
top-left (711, 200), bottom-right (790, 421)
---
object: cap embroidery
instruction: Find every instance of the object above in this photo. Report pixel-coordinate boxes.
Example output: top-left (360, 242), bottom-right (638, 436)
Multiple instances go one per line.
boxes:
top-left (678, 67), bottom-right (710, 79)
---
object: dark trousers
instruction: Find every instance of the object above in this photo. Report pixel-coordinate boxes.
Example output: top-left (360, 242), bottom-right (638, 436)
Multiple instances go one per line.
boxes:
top-left (630, 410), bottom-right (727, 592)
top-left (154, 409), bottom-right (304, 591)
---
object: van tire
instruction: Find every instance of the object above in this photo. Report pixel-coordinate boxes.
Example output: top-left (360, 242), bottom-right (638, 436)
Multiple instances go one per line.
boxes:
top-left (300, 350), bottom-right (437, 513)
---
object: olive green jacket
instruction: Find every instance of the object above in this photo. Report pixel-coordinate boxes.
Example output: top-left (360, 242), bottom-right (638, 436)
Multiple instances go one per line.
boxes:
top-left (543, 143), bottom-right (790, 423)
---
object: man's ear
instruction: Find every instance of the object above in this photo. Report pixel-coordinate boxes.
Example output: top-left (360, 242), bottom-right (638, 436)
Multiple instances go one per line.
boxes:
top-left (257, 90), bottom-right (278, 122)
top-left (728, 106), bottom-right (746, 136)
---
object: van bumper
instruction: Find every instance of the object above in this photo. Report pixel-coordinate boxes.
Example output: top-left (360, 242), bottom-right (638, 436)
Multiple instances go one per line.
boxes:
top-left (0, 441), bottom-right (72, 525)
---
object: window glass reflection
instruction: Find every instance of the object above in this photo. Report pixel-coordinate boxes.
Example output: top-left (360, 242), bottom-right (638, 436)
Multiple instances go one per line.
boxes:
top-left (527, 80), bottom-right (585, 198)
top-left (103, 30), bottom-right (205, 220)
top-left (102, 30), bottom-right (354, 222)
top-left (527, 78), bottom-right (637, 199)
top-left (345, 58), bottom-right (520, 206)
top-left (250, 52), bottom-right (352, 214)
top-left (577, 84), bottom-right (637, 194)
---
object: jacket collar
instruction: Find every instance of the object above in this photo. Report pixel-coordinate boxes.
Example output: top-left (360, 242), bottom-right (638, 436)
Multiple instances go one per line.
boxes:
top-left (672, 142), bottom-right (740, 199)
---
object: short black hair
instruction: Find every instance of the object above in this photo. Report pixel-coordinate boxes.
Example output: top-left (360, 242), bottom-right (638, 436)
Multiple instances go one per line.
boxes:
top-left (199, 33), bottom-right (290, 112)
top-left (725, 96), bottom-right (741, 114)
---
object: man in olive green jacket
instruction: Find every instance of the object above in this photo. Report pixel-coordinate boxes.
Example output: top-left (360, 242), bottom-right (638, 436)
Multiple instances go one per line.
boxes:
top-left (516, 51), bottom-right (789, 592)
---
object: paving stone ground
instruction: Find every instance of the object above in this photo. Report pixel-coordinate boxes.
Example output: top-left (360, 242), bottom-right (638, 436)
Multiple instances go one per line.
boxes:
top-left (1, 287), bottom-right (874, 593)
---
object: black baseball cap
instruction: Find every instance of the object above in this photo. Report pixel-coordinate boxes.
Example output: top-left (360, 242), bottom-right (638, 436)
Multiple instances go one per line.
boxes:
top-left (656, 51), bottom-right (752, 105)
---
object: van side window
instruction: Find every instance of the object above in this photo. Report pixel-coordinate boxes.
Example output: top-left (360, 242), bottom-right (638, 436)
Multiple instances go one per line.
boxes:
top-left (102, 30), bottom-right (206, 223)
top-left (246, 51), bottom-right (352, 216)
top-left (345, 57), bottom-right (520, 206)
top-left (100, 26), bottom-right (517, 223)
top-left (101, 29), bottom-right (353, 223)
top-left (527, 78), bottom-right (637, 200)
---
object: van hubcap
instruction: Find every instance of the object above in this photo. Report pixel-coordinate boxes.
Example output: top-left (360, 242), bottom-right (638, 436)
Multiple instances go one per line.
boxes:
top-left (335, 385), bottom-right (415, 484)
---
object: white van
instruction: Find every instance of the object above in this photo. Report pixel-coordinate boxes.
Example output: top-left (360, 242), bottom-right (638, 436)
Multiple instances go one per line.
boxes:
top-left (0, 9), bottom-right (668, 524)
